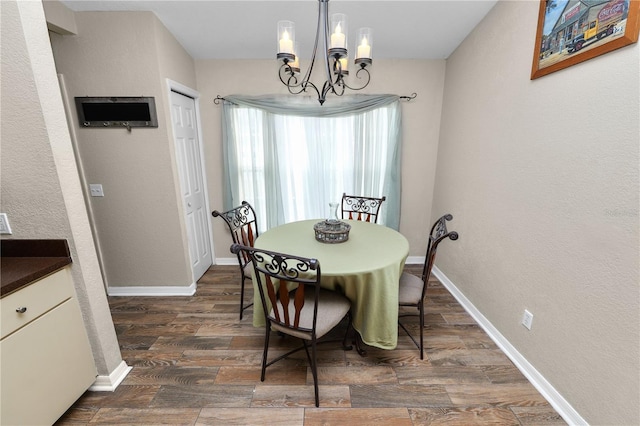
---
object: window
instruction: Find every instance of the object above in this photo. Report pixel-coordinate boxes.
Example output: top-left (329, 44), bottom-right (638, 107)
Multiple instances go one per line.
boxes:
top-left (221, 95), bottom-right (402, 230)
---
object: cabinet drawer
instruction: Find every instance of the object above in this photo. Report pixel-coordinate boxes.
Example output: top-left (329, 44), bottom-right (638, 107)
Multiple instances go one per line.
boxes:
top-left (1, 268), bottom-right (73, 339)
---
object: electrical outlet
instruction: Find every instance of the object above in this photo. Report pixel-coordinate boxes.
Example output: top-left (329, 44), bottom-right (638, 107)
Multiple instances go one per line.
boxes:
top-left (89, 184), bottom-right (104, 197)
top-left (0, 213), bottom-right (12, 234)
top-left (522, 309), bottom-right (533, 330)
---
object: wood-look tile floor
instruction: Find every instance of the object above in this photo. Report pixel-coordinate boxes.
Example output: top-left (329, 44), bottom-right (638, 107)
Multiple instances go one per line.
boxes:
top-left (56, 265), bottom-right (566, 425)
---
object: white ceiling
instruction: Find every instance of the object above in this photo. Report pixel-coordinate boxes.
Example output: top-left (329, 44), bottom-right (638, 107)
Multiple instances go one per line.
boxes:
top-left (59, 0), bottom-right (498, 60)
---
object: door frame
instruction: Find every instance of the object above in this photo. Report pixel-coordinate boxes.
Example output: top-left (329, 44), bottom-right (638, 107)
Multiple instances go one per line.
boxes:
top-left (166, 79), bottom-right (215, 279)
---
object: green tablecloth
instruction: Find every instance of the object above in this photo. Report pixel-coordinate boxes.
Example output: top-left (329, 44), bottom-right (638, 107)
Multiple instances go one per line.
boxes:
top-left (252, 219), bottom-right (409, 350)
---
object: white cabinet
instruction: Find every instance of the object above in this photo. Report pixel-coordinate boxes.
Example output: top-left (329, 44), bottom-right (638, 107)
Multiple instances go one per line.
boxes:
top-left (0, 268), bottom-right (97, 425)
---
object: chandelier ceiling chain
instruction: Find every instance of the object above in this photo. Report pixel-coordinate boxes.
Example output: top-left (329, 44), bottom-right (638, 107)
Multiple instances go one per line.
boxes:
top-left (277, 0), bottom-right (372, 105)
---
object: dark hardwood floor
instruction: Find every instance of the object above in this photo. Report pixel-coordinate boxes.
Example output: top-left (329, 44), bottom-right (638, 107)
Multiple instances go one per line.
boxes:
top-left (56, 265), bottom-right (566, 425)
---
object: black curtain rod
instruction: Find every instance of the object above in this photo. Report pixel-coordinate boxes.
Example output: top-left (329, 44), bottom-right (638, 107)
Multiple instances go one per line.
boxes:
top-left (214, 93), bottom-right (417, 105)
top-left (399, 93), bottom-right (417, 101)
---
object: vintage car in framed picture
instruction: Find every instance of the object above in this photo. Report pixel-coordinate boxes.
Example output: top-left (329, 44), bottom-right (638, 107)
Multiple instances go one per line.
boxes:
top-left (531, 0), bottom-right (640, 79)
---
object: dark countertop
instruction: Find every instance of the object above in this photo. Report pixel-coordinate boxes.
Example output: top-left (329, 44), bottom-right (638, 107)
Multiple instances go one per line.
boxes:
top-left (1, 239), bottom-right (72, 298)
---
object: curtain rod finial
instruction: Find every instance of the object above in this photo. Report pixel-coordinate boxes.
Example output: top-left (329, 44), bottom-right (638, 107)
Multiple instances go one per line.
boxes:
top-left (400, 93), bottom-right (417, 101)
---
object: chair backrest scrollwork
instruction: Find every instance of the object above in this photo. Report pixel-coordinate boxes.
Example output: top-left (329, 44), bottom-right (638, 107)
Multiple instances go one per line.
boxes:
top-left (230, 244), bottom-right (320, 333)
top-left (341, 193), bottom-right (386, 223)
top-left (421, 214), bottom-right (459, 298)
top-left (213, 201), bottom-right (259, 267)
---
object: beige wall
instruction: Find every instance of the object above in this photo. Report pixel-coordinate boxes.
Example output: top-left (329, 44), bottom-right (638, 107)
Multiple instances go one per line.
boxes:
top-left (195, 59), bottom-right (446, 259)
top-left (2, 2), bottom-right (69, 237)
top-left (1, 0), bottom-right (122, 378)
top-left (434, 1), bottom-right (639, 424)
top-left (49, 11), bottom-right (197, 289)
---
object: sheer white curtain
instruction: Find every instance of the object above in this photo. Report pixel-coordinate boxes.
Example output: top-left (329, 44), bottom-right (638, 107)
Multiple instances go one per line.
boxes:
top-left (221, 94), bottom-right (402, 230)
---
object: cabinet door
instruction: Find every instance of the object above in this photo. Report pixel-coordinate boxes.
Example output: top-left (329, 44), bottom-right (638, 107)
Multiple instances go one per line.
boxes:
top-left (0, 299), bottom-right (97, 425)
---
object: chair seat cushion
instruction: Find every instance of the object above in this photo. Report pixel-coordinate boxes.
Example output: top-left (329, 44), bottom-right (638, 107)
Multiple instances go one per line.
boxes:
top-left (270, 289), bottom-right (351, 340)
top-left (398, 272), bottom-right (424, 305)
top-left (242, 262), bottom-right (253, 279)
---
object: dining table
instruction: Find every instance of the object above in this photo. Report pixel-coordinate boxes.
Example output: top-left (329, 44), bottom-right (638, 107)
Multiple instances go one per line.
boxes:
top-left (252, 219), bottom-right (410, 351)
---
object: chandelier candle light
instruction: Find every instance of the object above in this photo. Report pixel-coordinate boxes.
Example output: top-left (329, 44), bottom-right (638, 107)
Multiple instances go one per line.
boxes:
top-left (277, 0), bottom-right (373, 105)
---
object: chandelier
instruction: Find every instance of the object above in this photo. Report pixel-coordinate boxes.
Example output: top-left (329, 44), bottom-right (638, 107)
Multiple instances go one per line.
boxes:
top-left (276, 0), bottom-right (372, 105)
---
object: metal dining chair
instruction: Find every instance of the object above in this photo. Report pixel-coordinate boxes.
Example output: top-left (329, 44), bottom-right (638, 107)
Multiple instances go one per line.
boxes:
top-left (398, 213), bottom-right (458, 360)
top-left (340, 193), bottom-right (386, 223)
top-left (231, 243), bottom-right (352, 407)
top-left (212, 201), bottom-right (258, 320)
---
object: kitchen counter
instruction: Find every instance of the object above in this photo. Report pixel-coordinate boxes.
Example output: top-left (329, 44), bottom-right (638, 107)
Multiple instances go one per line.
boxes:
top-left (1, 239), bottom-right (72, 298)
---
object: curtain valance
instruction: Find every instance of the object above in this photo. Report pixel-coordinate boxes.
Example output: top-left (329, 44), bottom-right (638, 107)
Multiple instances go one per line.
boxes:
top-left (222, 94), bottom-right (400, 117)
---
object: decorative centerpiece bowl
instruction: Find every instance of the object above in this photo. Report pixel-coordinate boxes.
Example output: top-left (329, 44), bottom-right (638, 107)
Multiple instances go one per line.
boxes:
top-left (314, 220), bottom-right (351, 244)
top-left (313, 202), bottom-right (351, 244)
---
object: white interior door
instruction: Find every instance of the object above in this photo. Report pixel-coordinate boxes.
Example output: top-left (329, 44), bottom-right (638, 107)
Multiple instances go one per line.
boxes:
top-left (170, 89), bottom-right (212, 281)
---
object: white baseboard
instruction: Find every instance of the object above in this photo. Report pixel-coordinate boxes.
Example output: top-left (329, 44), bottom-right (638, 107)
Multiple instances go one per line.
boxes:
top-left (89, 360), bottom-right (132, 392)
top-left (107, 282), bottom-right (197, 296)
top-left (432, 266), bottom-right (588, 426)
top-left (405, 255), bottom-right (424, 265)
top-left (215, 257), bottom-right (240, 266)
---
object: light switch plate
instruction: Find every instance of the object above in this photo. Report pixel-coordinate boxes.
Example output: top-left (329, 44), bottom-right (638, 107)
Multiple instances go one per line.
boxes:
top-left (89, 184), bottom-right (104, 197)
top-left (0, 213), bottom-right (12, 234)
top-left (522, 309), bottom-right (533, 330)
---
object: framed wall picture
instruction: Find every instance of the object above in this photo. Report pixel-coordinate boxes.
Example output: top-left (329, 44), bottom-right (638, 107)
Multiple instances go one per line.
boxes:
top-left (531, 0), bottom-right (640, 79)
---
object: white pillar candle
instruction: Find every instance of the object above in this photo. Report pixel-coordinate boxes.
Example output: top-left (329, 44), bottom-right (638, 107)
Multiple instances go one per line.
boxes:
top-left (357, 37), bottom-right (371, 59)
top-left (291, 43), bottom-right (300, 71)
top-left (339, 57), bottom-right (348, 70)
top-left (279, 30), bottom-right (294, 54)
top-left (331, 23), bottom-right (346, 49)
